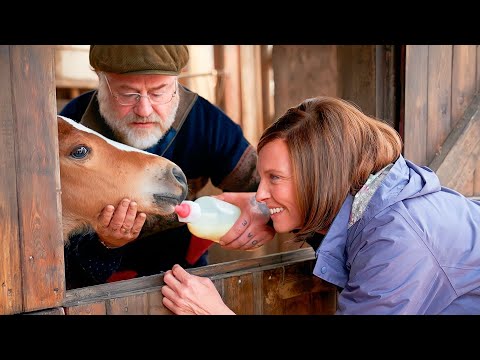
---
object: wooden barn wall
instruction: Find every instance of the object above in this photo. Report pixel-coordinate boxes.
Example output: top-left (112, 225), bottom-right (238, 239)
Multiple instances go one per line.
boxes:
top-left (0, 45), bottom-right (65, 315)
top-left (63, 248), bottom-right (337, 315)
top-left (404, 45), bottom-right (480, 196)
top-left (272, 45), bottom-right (339, 122)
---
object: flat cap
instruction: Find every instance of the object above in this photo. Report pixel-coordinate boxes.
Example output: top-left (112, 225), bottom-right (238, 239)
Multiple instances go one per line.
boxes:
top-left (89, 45), bottom-right (189, 75)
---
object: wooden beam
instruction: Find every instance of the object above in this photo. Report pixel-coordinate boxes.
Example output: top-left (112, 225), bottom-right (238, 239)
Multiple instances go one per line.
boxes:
top-left (0, 46), bottom-right (22, 315)
top-left (10, 45), bottom-right (65, 312)
top-left (404, 45), bottom-right (429, 165)
top-left (63, 248), bottom-right (315, 307)
top-left (429, 93), bottom-right (480, 190)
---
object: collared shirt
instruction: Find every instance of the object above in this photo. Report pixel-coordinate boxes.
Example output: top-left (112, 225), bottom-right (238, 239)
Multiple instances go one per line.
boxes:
top-left (313, 155), bottom-right (480, 314)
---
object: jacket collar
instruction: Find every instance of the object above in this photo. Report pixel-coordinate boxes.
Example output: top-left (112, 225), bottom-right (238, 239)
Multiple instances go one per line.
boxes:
top-left (314, 155), bottom-right (409, 287)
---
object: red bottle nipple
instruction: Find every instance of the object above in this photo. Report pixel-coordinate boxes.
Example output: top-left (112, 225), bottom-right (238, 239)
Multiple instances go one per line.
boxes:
top-left (174, 203), bottom-right (191, 218)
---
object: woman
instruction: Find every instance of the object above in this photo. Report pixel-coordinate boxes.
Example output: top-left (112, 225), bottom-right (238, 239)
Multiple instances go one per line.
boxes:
top-left (161, 96), bottom-right (480, 315)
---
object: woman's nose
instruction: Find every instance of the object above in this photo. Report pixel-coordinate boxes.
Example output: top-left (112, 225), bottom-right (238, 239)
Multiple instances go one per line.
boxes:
top-left (255, 180), bottom-right (269, 203)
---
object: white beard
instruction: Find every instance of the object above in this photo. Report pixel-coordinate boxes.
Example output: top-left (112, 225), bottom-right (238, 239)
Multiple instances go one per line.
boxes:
top-left (97, 83), bottom-right (179, 150)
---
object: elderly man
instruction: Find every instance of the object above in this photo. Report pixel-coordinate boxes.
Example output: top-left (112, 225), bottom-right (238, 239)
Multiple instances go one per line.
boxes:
top-left (60, 45), bottom-right (273, 289)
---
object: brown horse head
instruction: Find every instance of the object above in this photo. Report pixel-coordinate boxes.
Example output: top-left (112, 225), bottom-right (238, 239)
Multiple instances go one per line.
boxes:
top-left (57, 115), bottom-right (188, 240)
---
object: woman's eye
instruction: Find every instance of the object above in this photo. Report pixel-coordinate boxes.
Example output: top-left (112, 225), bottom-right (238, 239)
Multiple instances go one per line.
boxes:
top-left (70, 146), bottom-right (89, 159)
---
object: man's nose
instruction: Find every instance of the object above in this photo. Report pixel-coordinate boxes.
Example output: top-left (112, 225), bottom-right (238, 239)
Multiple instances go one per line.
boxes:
top-left (133, 96), bottom-right (154, 117)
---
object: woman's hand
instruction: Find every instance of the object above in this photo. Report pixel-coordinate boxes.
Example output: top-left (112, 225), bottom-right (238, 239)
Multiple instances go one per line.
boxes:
top-left (162, 264), bottom-right (235, 315)
top-left (215, 192), bottom-right (275, 251)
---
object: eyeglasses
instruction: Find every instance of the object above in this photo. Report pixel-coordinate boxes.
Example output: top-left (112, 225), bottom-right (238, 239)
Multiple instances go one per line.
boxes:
top-left (102, 73), bottom-right (177, 106)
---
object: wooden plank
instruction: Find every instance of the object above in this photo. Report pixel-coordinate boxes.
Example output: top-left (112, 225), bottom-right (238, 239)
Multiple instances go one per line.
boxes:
top-left (278, 272), bottom-right (331, 300)
top-left (452, 45), bottom-right (477, 128)
top-left (272, 45), bottom-right (338, 120)
top-left (0, 46), bottom-right (23, 315)
top-left (213, 45), bottom-right (242, 125)
top-left (239, 45), bottom-right (263, 146)
top-left (262, 267), bottom-right (286, 315)
top-left (337, 45), bottom-right (376, 117)
top-left (477, 45), bottom-right (480, 91)
top-left (64, 248), bottom-right (316, 308)
top-left (404, 45), bottom-right (429, 165)
top-left (376, 45), bottom-right (400, 129)
top-left (222, 273), bottom-right (254, 315)
top-left (107, 293), bottom-right (148, 315)
top-left (10, 45), bottom-right (65, 312)
top-left (183, 45), bottom-right (215, 103)
top-left (429, 93), bottom-right (480, 191)
top-left (252, 271), bottom-right (263, 315)
top-left (474, 157), bottom-right (480, 196)
top-left (260, 45), bottom-right (273, 129)
top-left (25, 307), bottom-right (65, 315)
top-left (309, 288), bottom-right (338, 315)
top-left (283, 261), bottom-right (337, 315)
top-left (62, 253), bottom-right (337, 315)
top-left (147, 290), bottom-right (172, 315)
top-left (426, 45), bottom-right (453, 165)
top-left (65, 303), bottom-right (106, 315)
top-left (474, 46), bottom-right (480, 196)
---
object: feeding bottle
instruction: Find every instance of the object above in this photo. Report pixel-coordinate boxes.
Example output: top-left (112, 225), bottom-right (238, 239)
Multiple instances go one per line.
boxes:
top-left (175, 196), bottom-right (241, 242)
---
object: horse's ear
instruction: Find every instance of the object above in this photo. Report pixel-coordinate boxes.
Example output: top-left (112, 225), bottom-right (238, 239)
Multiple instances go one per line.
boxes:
top-left (57, 116), bottom-right (72, 138)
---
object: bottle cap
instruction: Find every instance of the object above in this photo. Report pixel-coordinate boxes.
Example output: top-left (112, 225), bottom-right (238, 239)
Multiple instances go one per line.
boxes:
top-left (175, 200), bottom-right (201, 223)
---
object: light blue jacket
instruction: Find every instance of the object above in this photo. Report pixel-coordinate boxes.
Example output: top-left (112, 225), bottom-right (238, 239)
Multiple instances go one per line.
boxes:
top-left (313, 155), bottom-right (480, 314)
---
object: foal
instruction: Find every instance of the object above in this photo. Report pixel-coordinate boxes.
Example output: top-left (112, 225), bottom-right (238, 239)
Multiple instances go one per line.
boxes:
top-left (57, 115), bottom-right (188, 241)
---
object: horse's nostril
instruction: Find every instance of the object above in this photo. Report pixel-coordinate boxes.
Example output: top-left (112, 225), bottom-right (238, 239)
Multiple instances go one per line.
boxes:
top-left (172, 165), bottom-right (187, 186)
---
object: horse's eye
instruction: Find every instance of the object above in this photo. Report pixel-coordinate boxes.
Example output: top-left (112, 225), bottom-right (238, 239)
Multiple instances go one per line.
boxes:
top-left (70, 146), bottom-right (89, 159)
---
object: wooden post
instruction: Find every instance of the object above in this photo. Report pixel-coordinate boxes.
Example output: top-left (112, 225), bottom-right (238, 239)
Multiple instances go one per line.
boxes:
top-left (0, 45), bottom-right (64, 314)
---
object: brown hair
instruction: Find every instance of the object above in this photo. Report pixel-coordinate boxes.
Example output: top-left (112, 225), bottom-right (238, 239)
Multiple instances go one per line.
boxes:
top-left (257, 96), bottom-right (402, 241)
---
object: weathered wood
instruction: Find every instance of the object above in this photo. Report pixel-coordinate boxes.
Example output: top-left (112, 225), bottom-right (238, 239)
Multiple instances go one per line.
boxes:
top-left (476, 45), bottom-right (480, 196)
top-left (252, 271), bottom-right (263, 315)
top-left (239, 45), bottom-right (263, 146)
top-left (183, 45), bottom-right (215, 104)
top-left (337, 45), bottom-right (377, 117)
top-left (426, 45), bottom-right (453, 165)
top-left (263, 261), bottom-right (336, 315)
top-left (272, 45), bottom-right (338, 120)
top-left (10, 45), bottom-right (65, 312)
top-left (375, 45), bottom-right (400, 129)
top-left (65, 303), bottom-right (106, 315)
top-left (107, 293), bottom-right (148, 315)
top-left (63, 248), bottom-right (316, 307)
top-left (260, 45), bottom-right (273, 129)
top-left (25, 307), bottom-right (65, 315)
top-left (223, 273), bottom-right (255, 314)
top-left (477, 45), bottom-right (480, 91)
top-left (147, 291), bottom-right (172, 315)
top-left (213, 45), bottom-right (242, 125)
top-left (429, 93), bottom-right (480, 191)
top-left (474, 158), bottom-right (480, 196)
top-left (452, 45), bottom-right (477, 128)
top-left (450, 45), bottom-right (477, 194)
top-left (404, 45), bottom-right (429, 165)
top-left (0, 46), bottom-right (23, 315)
top-left (262, 267), bottom-right (286, 315)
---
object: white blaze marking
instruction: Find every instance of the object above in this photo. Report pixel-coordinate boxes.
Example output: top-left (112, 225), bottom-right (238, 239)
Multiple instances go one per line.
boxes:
top-left (58, 115), bottom-right (158, 156)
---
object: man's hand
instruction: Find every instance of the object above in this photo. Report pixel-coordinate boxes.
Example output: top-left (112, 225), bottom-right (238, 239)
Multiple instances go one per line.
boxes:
top-left (95, 198), bottom-right (146, 248)
top-left (214, 192), bottom-right (275, 250)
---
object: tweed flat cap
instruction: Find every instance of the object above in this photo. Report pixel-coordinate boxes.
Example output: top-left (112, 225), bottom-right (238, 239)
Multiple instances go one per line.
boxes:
top-left (89, 45), bottom-right (189, 75)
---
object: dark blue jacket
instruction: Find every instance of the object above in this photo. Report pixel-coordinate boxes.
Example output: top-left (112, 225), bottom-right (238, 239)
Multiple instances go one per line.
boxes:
top-left (60, 85), bottom-right (259, 289)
